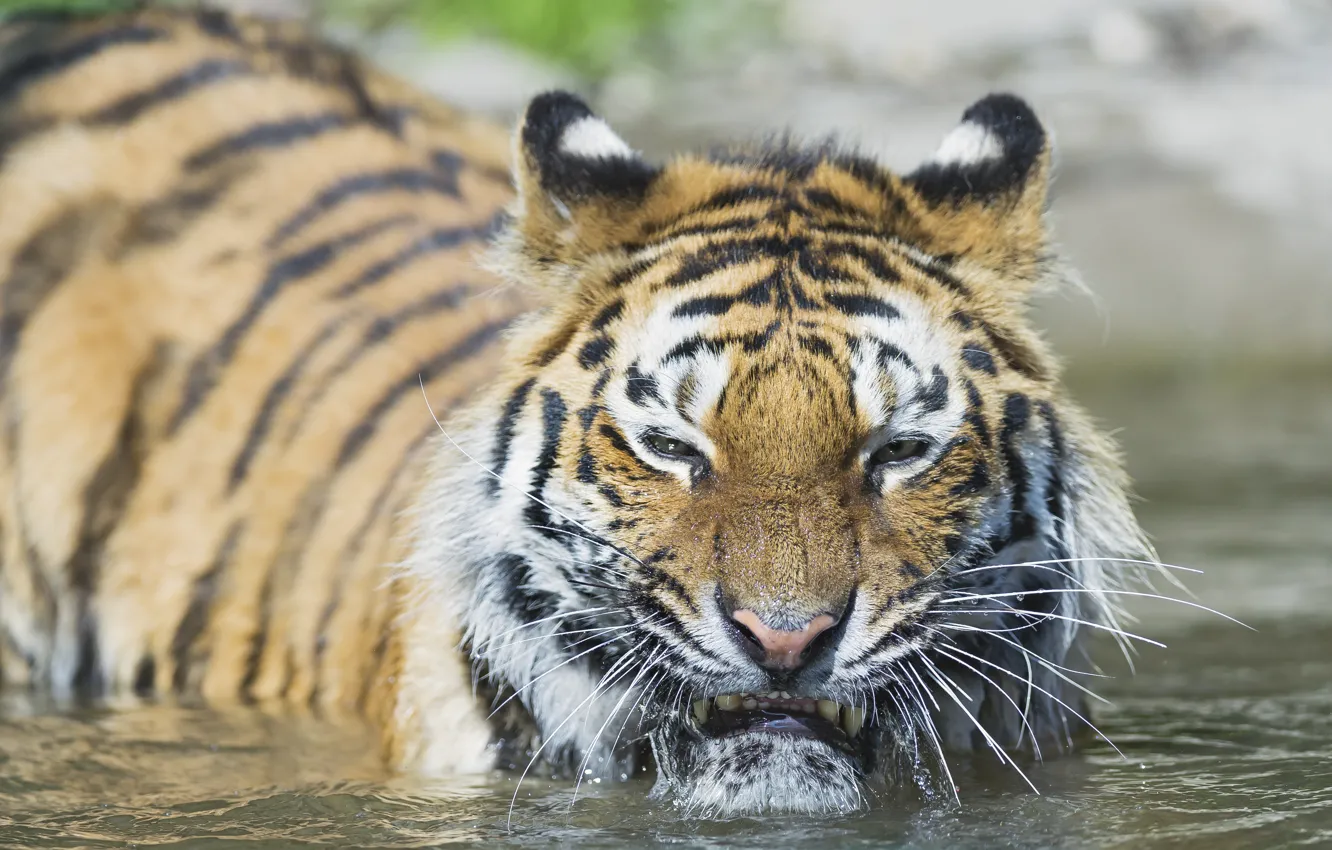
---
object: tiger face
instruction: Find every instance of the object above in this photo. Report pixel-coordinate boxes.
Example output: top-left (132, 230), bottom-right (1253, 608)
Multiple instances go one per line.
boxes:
top-left (410, 92), bottom-right (1151, 815)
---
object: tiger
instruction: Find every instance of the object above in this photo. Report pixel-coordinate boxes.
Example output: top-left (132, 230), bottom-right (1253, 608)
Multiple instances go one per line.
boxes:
top-left (0, 6), bottom-right (1158, 816)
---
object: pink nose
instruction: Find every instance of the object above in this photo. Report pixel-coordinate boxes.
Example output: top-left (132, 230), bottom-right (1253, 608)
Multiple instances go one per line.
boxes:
top-left (730, 610), bottom-right (838, 670)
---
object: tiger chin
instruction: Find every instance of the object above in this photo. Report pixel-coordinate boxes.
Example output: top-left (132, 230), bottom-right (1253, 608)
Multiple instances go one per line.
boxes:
top-left (0, 10), bottom-right (1156, 818)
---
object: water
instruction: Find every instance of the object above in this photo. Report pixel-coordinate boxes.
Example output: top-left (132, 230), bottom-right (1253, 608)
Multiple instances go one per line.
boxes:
top-left (0, 366), bottom-right (1328, 848)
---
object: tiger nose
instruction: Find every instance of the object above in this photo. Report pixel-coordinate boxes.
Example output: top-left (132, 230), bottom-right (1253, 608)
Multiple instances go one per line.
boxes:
top-left (729, 609), bottom-right (839, 671)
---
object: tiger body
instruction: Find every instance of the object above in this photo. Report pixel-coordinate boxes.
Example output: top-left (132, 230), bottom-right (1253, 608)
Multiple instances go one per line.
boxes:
top-left (0, 9), bottom-right (514, 764)
top-left (0, 8), bottom-right (1156, 815)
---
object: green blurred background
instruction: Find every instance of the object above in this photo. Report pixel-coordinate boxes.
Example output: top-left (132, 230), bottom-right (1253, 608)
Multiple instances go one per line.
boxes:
top-left (2, 0), bottom-right (1327, 369)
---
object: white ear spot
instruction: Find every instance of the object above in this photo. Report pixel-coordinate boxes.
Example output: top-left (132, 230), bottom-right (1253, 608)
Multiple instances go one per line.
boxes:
top-left (559, 116), bottom-right (635, 159)
top-left (929, 121), bottom-right (1004, 167)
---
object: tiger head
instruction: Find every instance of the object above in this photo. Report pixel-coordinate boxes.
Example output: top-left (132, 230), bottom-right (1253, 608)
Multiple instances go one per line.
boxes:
top-left (411, 92), bottom-right (1152, 815)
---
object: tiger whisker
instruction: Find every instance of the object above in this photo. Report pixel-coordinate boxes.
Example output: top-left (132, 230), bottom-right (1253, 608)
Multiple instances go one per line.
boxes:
top-left (952, 556), bottom-right (1201, 576)
top-left (938, 587), bottom-right (1250, 629)
top-left (939, 606), bottom-right (1167, 648)
top-left (507, 643), bottom-right (645, 828)
top-left (893, 663), bottom-right (959, 803)
top-left (503, 622), bottom-right (637, 647)
top-left (940, 621), bottom-right (1111, 677)
top-left (569, 648), bottom-right (664, 810)
top-left (487, 635), bottom-right (623, 720)
top-left (934, 623), bottom-right (1116, 707)
top-left (913, 651), bottom-right (1040, 793)
top-left (918, 626), bottom-right (1043, 758)
top-left (476, 607), bottom-right (611, 645)
top-left (932, 642), bottom-right (1125, 759)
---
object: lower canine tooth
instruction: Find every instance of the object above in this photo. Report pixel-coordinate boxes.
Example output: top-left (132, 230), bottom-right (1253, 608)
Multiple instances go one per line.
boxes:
top-left (842, 707), bottom-right (865, 737)
top-left (692, 699), bottom-right (710, 724)
top-left (716, 694), bottom-right (741, 711)
top-left (816, 699), bottom-right (840, 722)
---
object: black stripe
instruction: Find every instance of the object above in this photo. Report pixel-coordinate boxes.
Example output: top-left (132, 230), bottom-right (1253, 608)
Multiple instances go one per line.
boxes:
top-left (589, 298), bottom-right (624, 331)
top-left (659, 237), bottom-right (785, 289)
top-left (194, 8), bottom-right (244, 41)
top-left (312, 423), bottom-right (435, 674)
top-left (268, 168), bottom-right (460, 249)
top-left (963, 380), bottom-right (991, 447)
top-left (829, 241), bottom-right (903, 286)
top-left (628, 217), bottom-right (765, 251)
top-left (949, 459), bottom-right (992, 496)
top-left (662, 322), bottom-right (779, 365)
top-left (802, 187), bottom-right (863, 218)
top-left (242, 485), bottom-right (325, 698)
top-left (184, 111), bottom-right (352, 171)
top-left (87, 58), bottom-right (250, 126)
top-left (577, 335), bottom-right (613, 370)
top-left (961, 346), bottom-right (997, 375)
top-left (228, 318), bottom-right (349, 492)
top-left (521, 389), bottom-right (569, 537)
top-left (0, 24), bottom-right (166, 104)
top-left (825, 291), bottom-right (900, 321)
top-left (624, 363), bottom-right (663, 407)
top-left (489, 378), bottom-right (537, 495)
top-left (1000, 393), bottom-right (1034, 540)
top-left (875, 340), bottom-right (915, 373)
top-left (495, 554), bottom-right (559, 622)
top-left (278, 284), bottom-right (473, 446)
top-left (113, 164), bottom-right (247, 257)
top-left (67, 346), bottom-right (164, 596)
top-left (167, 214), bottom-right (414, 436)
top-left (171, 520), bottom-right (244, 692)
top-left (1035, 400), bottom-right (1070, 557)
top-left (981, 322), bottom-right (1046, 381)
top-left (333, 223), bottom-right (495, 299)
top-left (917, 366), bottom-right (950, 414)
top-left (334, 320), bottom-right (511, 470)
top-left (1, 205), bottom-right (106, 395)
top-left (798, 334), bottom-right (836, 360)
top-left (672, 293), bottom-right (738, 318)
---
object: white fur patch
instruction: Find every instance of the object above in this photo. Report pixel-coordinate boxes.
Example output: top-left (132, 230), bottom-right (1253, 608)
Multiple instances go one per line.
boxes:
top-left (559, 116), bottom-right (634, 159)
top-left (929, 121), bottom-right (1004, 166)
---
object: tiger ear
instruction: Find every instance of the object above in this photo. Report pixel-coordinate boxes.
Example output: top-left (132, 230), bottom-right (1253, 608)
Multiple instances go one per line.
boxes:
top-left (903, 94), bottom-right (1052, 276)
top-left (511, 91), bottom-right (660, 259)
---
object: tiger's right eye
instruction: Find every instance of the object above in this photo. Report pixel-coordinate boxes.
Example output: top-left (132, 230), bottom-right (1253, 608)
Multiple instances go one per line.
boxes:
top-left (645, 433), bottom-right (701, 461)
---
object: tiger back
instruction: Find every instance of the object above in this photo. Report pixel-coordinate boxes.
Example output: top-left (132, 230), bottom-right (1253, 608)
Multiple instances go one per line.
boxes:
top-left (0, 7), bottom-right (520, 722)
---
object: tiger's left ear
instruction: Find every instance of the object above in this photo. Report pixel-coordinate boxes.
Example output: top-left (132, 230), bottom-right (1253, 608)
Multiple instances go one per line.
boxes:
top-left (510, 91), bottom-right (661, 260)
top-left (903, 94), bottom-right (1052, 276)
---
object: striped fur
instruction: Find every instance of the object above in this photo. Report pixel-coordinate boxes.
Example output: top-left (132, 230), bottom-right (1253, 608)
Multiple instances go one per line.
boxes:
top-left (0, 9), bottom-right (518, 763)
top-left (0, 9), bottom-right (1156, 816)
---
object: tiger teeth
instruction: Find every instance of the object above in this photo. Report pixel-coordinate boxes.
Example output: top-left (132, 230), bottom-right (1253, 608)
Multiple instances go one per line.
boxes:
top-left (692, 699), bottom-right (710, 724)
top-left (842, 707), bottom-right (865, 738)
top-left (692, 694), bottom-right (868, 738)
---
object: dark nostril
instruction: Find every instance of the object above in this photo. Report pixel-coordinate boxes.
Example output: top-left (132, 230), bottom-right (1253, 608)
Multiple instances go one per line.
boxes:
top-left (725, 616), bottom-right (768, 664)
top-left (801, 621), bottom-right (839, 662)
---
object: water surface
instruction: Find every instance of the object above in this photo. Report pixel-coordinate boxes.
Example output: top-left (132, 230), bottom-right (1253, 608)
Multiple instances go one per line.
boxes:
top-left (0, 366), bottom-right (1328, 848)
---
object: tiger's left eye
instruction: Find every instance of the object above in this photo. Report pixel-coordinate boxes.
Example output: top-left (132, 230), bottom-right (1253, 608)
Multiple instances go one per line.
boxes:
top-left (645, 433), bottom-right (701, 461)
top-left (869, 438), bottom-right (930, 467)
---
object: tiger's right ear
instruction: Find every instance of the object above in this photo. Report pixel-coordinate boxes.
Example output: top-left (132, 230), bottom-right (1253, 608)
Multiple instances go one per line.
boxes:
top-left (510, 91), bottom-right (661, 260)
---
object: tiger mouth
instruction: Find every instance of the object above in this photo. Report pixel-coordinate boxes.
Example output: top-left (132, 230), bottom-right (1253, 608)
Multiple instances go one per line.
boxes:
top-left (687, 692), bottom-right (867, 752)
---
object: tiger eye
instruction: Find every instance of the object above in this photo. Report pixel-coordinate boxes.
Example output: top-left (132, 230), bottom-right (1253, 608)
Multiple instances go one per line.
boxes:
top-left (645, 433), bottom-right (700, 460)
top-left (869, 439), bottom-right (930, 467)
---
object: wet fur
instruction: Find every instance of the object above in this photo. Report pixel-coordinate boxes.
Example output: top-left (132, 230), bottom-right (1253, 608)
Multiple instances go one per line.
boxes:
top-left (0, 9), bottom-right (1154, 815)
